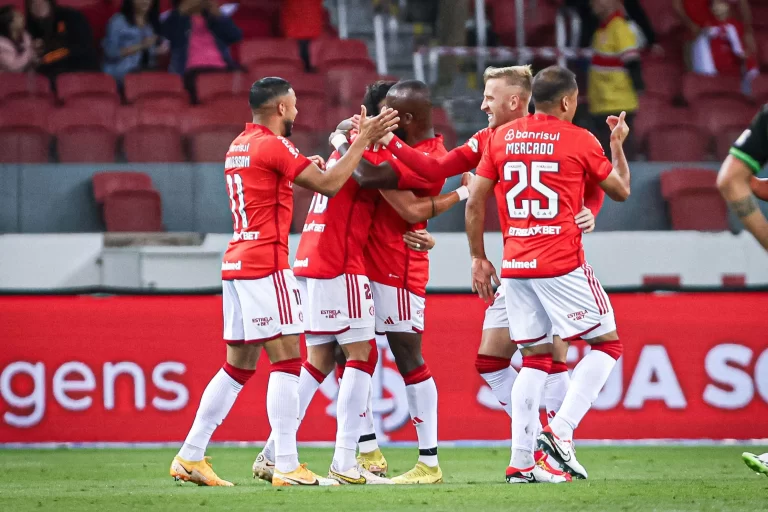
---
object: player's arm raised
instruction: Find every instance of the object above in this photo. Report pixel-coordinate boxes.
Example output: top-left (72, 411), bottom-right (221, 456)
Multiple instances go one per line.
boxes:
top-left (379, 132), bottom-right (477, 181)
top-left (596, 111), bottom-right (631, 202)
top-left (380, 172), bottom-right (473, 224)
top-left (466, 172), bottom-right (499, 304)
top-left (717, 157), bottom-right (768, 251)
top-left (294, 106), bottom-right (399, 196)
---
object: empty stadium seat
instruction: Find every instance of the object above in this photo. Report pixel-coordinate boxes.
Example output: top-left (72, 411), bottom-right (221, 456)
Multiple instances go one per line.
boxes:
top-left (123, 126), bottom-right (184, 162)
top-left (647, 126), bottom-right (710, 161)
top-left (0, 129), bottom-right (51, 163)
top-left (289, 129), bottom-right (323, 158)
top-left (695, 96), bottom-right (755, 136)
top-left (188, 129), bottom-right (243, 162)
top-left (288, 73), bottom-right (328, 101)
top-left (56, 72), bottom-right (120, 104)
top-left (0, 73), bottom-right (53, 104)
top-left (248, 63), bottom-right (306, 83)
top-left (182, 103), bottom-right (248, 162)
top-left (660, 168), bottom-right (728, 231)
top-left (633, 99), bottom-right (689, 151)
top-left (92, 171), bottom-right (155, 203)
top-left (714, 125), bottom-right (747, 161)
top-left (103, 189), bottom-right (164, 232)
top-left (293, 97), bottom-right (327, 130)
top-left (196, 72), bottom-right (250, 104)
top-left (310, 39), bottom-right (376, 71)
top-left (124, 72), bottom-right (188, 108)
top-left (51, 107), bottom-right (117, 163)
top-left (681, 73), bottom-right (743, 103)
top-left (642, 61), bottom-right (683, 101)
top-left (326, 68), bottom-right (379, 107)
top-left (0, 100), bottom-right (51, 131)
top-left (239, 38), bottom-right (305, 71)
top-left (750, 74), bottom-right (768, 103)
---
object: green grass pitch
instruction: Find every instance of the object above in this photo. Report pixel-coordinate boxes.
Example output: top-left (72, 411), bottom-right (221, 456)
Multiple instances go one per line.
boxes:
top-left (1, 446), bottom-right (766, 511)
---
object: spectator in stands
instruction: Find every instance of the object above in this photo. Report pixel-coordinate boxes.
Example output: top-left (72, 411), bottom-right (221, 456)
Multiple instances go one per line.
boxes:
top-left (690, 0), bottom-right (758, 94)
top-left (673, 0), bottom-right (755, 57)
top-left (102, 0), bottom-right (162, 84)
top-left (25, 0), bottom-right (99, 78)
top-left (0, 5), bottom-right (37, 72)
top-left (566, 0), bottom-right (661, 55)
top-left (588, 0), bottom-right (643, 158)
top-left (281, 0), bottom-right (324, 71)
top-left (160, 0), bottom-right (241, 103)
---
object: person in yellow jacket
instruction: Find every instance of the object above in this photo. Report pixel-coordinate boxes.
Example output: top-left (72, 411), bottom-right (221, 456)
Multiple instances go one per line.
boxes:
top-left (588, 0), bottom-right (644, 158)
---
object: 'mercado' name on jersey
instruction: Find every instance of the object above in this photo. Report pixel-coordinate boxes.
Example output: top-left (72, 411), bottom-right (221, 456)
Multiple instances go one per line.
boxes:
top-left (730, 103), bottom-right (768, 174)
top-left (222, 124), bottom-right (312, 280)
top-left (293, 149), bottom-right (379, 278)
top-left (477, 113), bottom-right (613, 278)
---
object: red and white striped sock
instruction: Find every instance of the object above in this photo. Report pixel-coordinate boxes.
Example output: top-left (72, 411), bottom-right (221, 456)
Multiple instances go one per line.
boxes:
top-left (550, 340), bottom-right (623, 440)
top-left (403, 364), bottom-right (439, 467)
top-left (178, 363), bottom-right (254, 461)
top-left (510, 353), bottom-right (551, 469)
top-left (475, 354), bottom-right (517, 418)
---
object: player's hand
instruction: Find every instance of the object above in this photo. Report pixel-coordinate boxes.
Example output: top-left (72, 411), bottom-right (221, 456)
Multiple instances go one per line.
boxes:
top-left (461, 172), bottom-right (475, 191)
top-left (751, 176), bottom-right (768, 201)
top-left (350, 114), bottom-right (361, 131)
top-left (328, 130), bottom-right (348, 149)
top-left (308, 155), bottom-right (326, 169)
top-left (471, 257), bottom-right (500, 304)
top-left (357, 106), bottom-right (399, 145)
top-left (403, 230), bottom-right (435, 252)
top-left (379, 132), bottom-right (394, 146)
top-left (575, 206), bottom-right (595, 233)
top-left (336, 117), bottom-right (354, 133)
top-left (607, 111), bottom-right (629, 145)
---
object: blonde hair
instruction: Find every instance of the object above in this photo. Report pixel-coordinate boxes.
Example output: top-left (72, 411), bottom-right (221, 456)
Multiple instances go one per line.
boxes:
top-left (483, 65), bottom-right (533, 94)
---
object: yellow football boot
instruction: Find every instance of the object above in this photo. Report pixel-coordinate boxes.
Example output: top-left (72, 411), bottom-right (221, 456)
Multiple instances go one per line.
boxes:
top-left (170, 456), bottom-right (234, 486)
top-left (272, 463), bottom-right (339, 487)
top-left (391, 461), bottom-right (443, 484)
top-left (357, 448), bottom-right (388, 477)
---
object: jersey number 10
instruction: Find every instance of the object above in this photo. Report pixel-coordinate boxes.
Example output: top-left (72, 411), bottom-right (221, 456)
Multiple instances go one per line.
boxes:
top-left (503, 161), bottom-right (559, 219)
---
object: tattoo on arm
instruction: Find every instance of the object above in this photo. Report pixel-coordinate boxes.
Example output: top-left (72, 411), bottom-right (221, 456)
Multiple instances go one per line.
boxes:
top-left (728, 195), bottom-right (759, 218)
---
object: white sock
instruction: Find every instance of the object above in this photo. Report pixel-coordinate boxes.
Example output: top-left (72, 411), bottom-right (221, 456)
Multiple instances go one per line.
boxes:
top-left (358, 384), bottom-right (380, 453)
top-left (333, 366), bottom-right (371, 472)
top-left (267, 371), bottom-right (300, 473)
top-left (479, 365), bottom-right (518, 418)
top-left (509, 367), bottom-right (548, 469)
top-left (543, 370), bottom-right (570, 421)
top-left (405, 376), bottom-right (439, 467)
top-left (263, 365), bottom-right (323, 461)
top-left (550, 350), bottom-right (617, 440)
top-left (178, 369), bottom-right (242, 461)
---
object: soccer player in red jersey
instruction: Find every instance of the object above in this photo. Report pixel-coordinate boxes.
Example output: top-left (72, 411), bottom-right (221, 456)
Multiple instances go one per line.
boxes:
top-left (373, 66), bottom-right (602, 457)
top-left (253, 80), bottom-right (469, 485)
top-left (466, 66), bottom-right (632, 483)
top-left (170, 77), bottom-right (398, 487)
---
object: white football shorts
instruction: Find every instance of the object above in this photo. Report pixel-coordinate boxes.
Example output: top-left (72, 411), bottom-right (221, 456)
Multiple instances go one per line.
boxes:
top-left (297, 274), bottom-right (376, 346)
top-left (502, 262), bottom-right (617, 345)
top-left (222, 269), bottom-right (304, 343)
top-left (370, 282), bottom-right (425, 334)
top-left (482, 287), bottom-right (509, 331)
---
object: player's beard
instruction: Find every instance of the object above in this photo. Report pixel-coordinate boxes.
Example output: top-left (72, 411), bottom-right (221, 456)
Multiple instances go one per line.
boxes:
top-left (393, 126), bottom-right (407, 142)
top-left (283, 119), bottom-right (294, 137)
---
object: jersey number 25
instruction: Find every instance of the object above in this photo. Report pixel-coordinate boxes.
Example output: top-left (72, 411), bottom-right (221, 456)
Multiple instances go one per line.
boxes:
top-left (503, 161), bottom-right (559, 219)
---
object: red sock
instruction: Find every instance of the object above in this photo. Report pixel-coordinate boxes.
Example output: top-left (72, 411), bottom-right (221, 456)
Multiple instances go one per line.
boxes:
top-left (271, 357), bottom-right (301, 376)
top-left (402, 364), bottom-right (432, 385)
top-left (335, 363), bottom-right (345, 382)
top-left (222, 362), bottom-right (255, 385)
top-left (302, 361), bottom-right (327, 383)
top-left (592, 340), bottom-right (623, 360)
top-left (549, 361), bottom-right (568, 374)
top-left (522, 353), bottom-right (552, 373)
top-left (475, 354), bottom-right (511, 374)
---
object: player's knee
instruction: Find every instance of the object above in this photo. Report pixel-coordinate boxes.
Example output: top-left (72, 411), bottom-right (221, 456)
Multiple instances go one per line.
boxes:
top-left (367, 339), bottom-right (378, 368)
top-left (474, 354), bottom-right (511, 375)
top-left (591, 339), bottom-right (623, 360)
top-left (344, 340), bottom-right (372, 362)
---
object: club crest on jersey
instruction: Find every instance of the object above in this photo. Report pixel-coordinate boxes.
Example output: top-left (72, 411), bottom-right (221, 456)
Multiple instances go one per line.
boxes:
top-left (369, 305), bottom-right (375, 316)
top-left (468, 137), bottom-right (479, 152)
top-left (252, 316), bottom-right (273, 326)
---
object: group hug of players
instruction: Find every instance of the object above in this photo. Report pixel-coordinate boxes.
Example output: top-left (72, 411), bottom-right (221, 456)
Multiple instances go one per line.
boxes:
top-left (167, 61), bottom-right (768, 486)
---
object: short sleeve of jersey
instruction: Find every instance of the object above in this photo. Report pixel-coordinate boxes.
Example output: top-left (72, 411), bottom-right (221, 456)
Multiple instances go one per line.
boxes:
top-left (730, 105), bottom-right (768, 174)
top-left (581, 131), bottom-right (614, 182)
top-left (475, 141), bottom-right (498, 182)
top-left (265, 136), bottom-right (313, 180)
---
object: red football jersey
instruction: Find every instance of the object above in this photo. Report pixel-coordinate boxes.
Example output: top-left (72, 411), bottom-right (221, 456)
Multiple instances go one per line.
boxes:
top-left (476, 114), bottom-right (612, 278)
top-left (221, 123), bottom-right (312, 280)
top-left (293, 150), bottom-right (379, 279)
top-left (365, 136), bottom-right (448, 296)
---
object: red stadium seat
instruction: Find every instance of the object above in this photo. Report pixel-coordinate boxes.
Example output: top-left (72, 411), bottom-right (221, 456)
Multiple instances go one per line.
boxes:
top-left (123, 126), bottom-right (184, 162)
top-left (239, 38), bottom-right (304, 71)
top-left (714, 125), bottom-right (747, 161)
top-left (51, 106), bottom-right (117, 163)
top-left (642, 60), bottom-right (683, 101)
top-left (433, 107), bottom-right (457, 149)
top-left (188, 129), bottom-right (243, 162)
top-left (310, 39), bottom-right (375, 71)
top-left (750, 74), bottom-right (768, 103)
top-left (0, 99), bottom-right (51, 131)
top-left (633, 98), bottom-right (690, 151)
top-left (326, 68), bottom-right (379, 107)
top-left (182, 103), bottom-right (248, 162)
top-left (196, 72), bottom-right (250, 104)
top-left (56, 72), bottom-right (120, 104)
top-left (288, 73), bottom-right (327, 101)
top-left (291, 185), bottom-right (314, 233)
top-left (660, 168), bottom-right (728, 231)
top-left (0, 73), bottom-right (53, 104)
top-left (757, 32), bottom-right (768, 71)
top-left (293, 97), bottom-right (327, 130)
top-left (123, 72), bottom-right (188, 104)
top-left (647, 125), bottom-right (711, 161)
top-left (289, 129), bottom-right (323, 158)
top-left (695, 96), bottom-right (754, 137)
top-left (681, 73), bottom-right (743, 103)
top-left (92, 171), bottom-right (155, 203)
top-left (248, 63), bottom-right (306, 83)
top-left (103, 189), bottom-right (164, 232)
top-left (0, 128), bottom-right (51, 163)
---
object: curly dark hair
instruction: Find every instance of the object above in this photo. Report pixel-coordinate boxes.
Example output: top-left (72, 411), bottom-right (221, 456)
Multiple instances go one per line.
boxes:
top-left (362, 80), bottom-right (397, 115)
